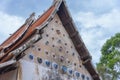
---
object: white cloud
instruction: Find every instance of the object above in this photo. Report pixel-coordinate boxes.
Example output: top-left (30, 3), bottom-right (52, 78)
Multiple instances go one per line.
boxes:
top-left (74, 9), bottom-right (120, 64)
top-left (75, 9), bottom-right (120, 29)
top-left (98, 9), bottom-right (120, 29)
top-left (0, 11), bottom-right (24, 44)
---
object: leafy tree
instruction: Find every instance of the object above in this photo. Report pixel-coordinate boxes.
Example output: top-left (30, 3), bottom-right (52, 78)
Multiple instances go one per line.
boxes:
top-left (97, 33), bottom-right (120, 80)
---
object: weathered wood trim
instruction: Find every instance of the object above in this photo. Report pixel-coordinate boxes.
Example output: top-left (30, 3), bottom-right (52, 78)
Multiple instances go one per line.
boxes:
top-left (0, 0), bottom-right (63, 63)
top-left (0, 60), bottom-right (17, 74)
top-left (57, 1), bottom-right (100, 80)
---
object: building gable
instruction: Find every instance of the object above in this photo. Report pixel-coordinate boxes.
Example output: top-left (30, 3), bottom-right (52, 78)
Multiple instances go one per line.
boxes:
top-left (0, 0), bottom-right (100, 80)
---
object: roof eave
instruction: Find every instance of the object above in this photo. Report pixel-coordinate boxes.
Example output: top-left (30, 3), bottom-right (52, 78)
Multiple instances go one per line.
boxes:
top-left (57, 1), bottom-right (100, 80)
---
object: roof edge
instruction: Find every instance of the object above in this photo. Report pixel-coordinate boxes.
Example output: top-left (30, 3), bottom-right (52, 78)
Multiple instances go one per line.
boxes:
top-left (0, 0), bottom-right (60, 62)
top-left (57, 1), bottom-right (100, 80)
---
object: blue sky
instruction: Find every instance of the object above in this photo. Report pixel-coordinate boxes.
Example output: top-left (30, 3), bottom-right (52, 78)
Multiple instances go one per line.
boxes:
top-left (0, 0), bottom-right (120, 65)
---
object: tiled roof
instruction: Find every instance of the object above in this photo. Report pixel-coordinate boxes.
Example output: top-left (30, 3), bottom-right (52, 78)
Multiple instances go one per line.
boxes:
top-left (0, 6), bottom-right (55, 54)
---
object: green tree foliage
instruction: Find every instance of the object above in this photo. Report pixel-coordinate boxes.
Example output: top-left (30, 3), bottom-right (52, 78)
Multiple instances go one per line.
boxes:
top-left (97, 33), bottom-right (120, 80)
